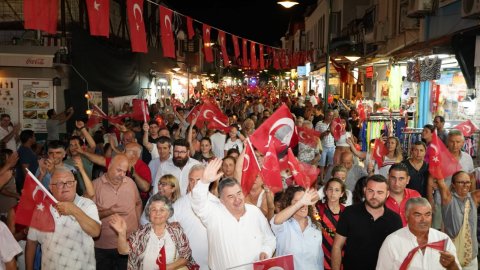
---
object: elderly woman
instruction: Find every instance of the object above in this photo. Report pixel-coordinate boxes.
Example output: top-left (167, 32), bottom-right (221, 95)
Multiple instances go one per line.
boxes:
top-left (110, 194), bottom-right (197, 270)
top-left (271, 186), bottom-right (323, 269)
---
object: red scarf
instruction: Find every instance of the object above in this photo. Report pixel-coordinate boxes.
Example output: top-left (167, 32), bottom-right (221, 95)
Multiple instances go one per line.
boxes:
top-left (155, 246), bottom-right (166, 270)
top-left (399, 239), bottom-right (447, 270)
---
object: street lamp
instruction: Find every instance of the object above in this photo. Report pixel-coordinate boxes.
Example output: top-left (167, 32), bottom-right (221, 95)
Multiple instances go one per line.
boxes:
top-left (277, 0), bottom-right (299, 8)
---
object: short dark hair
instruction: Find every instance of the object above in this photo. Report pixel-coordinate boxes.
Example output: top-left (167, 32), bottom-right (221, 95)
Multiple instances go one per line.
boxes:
top-left (434, 115), bottom-right (445, 123)
top-left (48, 140), bottom-right (66, 150)
top-left (148, 120), bottom-right (159, 126)
top-left (0, 114), bottom-right (10, 119)
top-left (69, 136), bottom-right (85, 146)
top-left (412, 141), bottom-right (426, 149)
top-left (452, 170), bottom-right (469, 184)
top-left (283, 185), bottom-right (305, 209)
top-left (173, 138), bottom-right (189, 149)
top-left (47, 109), bottom-right (55, 118)
top-left (157, 136), bottom-right (172, 145)
top-left (366, 174), bottom-right (388, 186)
top-left (388, 163), bottom-right (409, 176)
top-left (423, 124), bottom-right (435, 133)
top-left (227, 148), bottom-right (240, 157)
top-left (20, 130), bottom-right (35, 144)
top-left (218, 178), bottom-right (240, 198)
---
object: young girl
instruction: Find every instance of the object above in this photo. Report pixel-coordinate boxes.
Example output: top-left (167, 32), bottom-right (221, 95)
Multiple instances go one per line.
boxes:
top-left (315, 178), bottom-right (347, 270)
top-left (224, 125), bottom-right (244, 156)
top-left (193, 137), bottom-right (215, 165)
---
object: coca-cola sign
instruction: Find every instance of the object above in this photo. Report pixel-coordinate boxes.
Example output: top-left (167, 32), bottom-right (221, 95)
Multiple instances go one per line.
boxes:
top-left (0, 53), bottom-right (53, 67)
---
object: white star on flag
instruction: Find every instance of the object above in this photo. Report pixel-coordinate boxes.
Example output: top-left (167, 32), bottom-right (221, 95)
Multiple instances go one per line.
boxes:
top-left (94, 0), bottom-right (100, 10)
top-left (36, 203), bottom-right (45, 211)
top-left (292, 169), bottom-right (298, 176)
top-left (433, 156), bottom-right (439, 163)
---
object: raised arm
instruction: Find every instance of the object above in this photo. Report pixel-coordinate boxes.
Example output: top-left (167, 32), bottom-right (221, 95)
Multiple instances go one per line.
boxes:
top-left (109, 214), bottom-right (130, 254)
top-left (191, 159), bottom-right (224, 221)
top-left (436, 177), bottom-right (452, 206)
top-left (187, 116), bottom-right (198, 156)
top-left (77, 147), bottom-right (106, 167)
top-left (234, 147), bottom-right (246, 184)
top-left (76, 120), bottom-right (96, 151)
top-left (142, 122), bottom-right (154, 152)
top-left (273, 189), bottom-right (317, 224)
top-left (57, 107), bottom-right (74, 124)
top-left (73, 156), bottom-right (95, 199)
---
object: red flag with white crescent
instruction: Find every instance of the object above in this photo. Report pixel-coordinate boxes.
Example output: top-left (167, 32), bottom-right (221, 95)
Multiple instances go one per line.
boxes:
top-left (454, 120), bottom-right (478, 137)
top-left (372, 139), bottom-right (388, 168)
top-left (186, 16), bottom-right (194, 40)
top-left (218, 31), bottom-right (230, 67)
top-left (126, 0), bottom-right (147, 53)
top-left (24, 0), bottom-right (58, 34)
top-left (203, 24), bottom-right (213, 63)
top-left (297, 126), bottom-right (321, 148)
top-left (330, 117), bottom-right (346, 141)
top-left (253, 255), bottom-right (294, 270)
top-left (86, 0), bottom-right (109, 37)
top-left (287, 149), bottom-right (317, 188)
top-left (232, 35), bottom-right (240, 59)
top-left (159, 6), bottom-right (175, 58)
top-left (249, 104), bottom-right (298, 154)
top-left (260, 141), bottom-right (283, 193)
top-left (131, 99), bottom-right (150, 122)
top-left (427, 132), bottom-right (461, 179)
top-left (241, 140), bottom-right (260, 195)
top-left (242, 38), bottom-right (249, 68)
top-left (259, 44), bottom-right (265, 70)
top-left (250, 41), bottom-right (257, 70)
top-left (15, 171), bottom-right (57, 232)
top-left (196, 101), bottom-right (230, 132)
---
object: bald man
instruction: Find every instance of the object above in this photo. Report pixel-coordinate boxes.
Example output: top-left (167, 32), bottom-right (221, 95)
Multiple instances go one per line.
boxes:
top-left (92, 154), bottom-right (142, 270)
top-left (325, 151), bottom-right (367, 191)
top-left (26, 168), bottom-right (100, 270)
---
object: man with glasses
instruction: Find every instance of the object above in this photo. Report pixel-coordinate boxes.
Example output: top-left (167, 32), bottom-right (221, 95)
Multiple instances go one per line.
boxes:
top-left (436, 171), bottom-right (480, 269)
top-left (25, 168), bottom-right (100, 270)
top-left (158, 139), bottom-right (200, 196)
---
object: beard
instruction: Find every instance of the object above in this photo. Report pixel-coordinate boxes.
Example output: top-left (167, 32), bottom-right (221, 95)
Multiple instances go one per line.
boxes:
top-left (365, 197), bottom-right (386, 209)
top-left (173, 156), bottom-right (188, 168)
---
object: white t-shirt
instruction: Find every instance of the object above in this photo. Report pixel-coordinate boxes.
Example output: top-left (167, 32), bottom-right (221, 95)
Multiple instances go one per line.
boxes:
top-left (0, 222), bottom-right (22, 270)
top-left (0, 126), bottom-right (16, 151)
top-left (224, 138), bottom-right (244, 153)
top-left (210, 132), bottom-right (226, 159)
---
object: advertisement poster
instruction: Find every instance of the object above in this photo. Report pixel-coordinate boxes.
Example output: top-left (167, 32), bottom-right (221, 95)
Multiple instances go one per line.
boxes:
top-left (18, 79), bottom-right (54, 133)
top-left (0, 78), bottom-right (19, 124)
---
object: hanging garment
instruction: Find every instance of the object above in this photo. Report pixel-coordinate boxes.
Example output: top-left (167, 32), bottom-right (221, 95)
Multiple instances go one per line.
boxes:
top-left (420, 57), bottom-right (441, 81)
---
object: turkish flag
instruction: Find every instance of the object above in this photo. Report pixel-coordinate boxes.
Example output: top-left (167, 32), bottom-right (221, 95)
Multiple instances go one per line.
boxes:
top-left (131, 99), bottom-right (150, 122)
top-left (86, 0), bottom-right (109, 37)
top-left (427, 132), bottom-right (462, 179)
top-left (155, 115), bottom-right (166, 129)
top-left (250, 104), bottom-right (298, 154)
top-left (250, 41), bottom-right (258, 69)
top-left (242, 39), bottom-right (249, 68)
top-left (297, 126), bottom-right (321, 148)
top-left (24, 0), bottom-right (58, 34)
top-left (330, 117), bottom-right (346, 141)
top-left (273, 49), bottom-right (281, 69)
top-left (126, 0), bottom-right (147, 53)
top-left (287, 149), bottom-right (318, 188)
top-left (253, 255), bottom-right (294, 270)
top-left (260, 141), bottom-right (283, 193)
top-left (454, 120), bottom-right (478, 137)
top-left (159, 6), bottom-right (175, 58)
top-left (241, 140), bottom-right (260, 195)
top-left (358, 102), bottom-right (367, 121)
top-left (203, 24), bottom-right (214, 63)
top-left (218, 31), bottom-right (230, 67)
top-left (372, 139), bottom-right (388, 168)
top-left (87, 104), bottom-right (107, 128)
top-left (232, 35), bottom-right (240, 60)
top-left (15, 171), bottom-right (56, 232)
top-left (186, 16), bottom-right (194, 40)
top-left (186, 105), bottom-right (201, 124)
top-left (196, 101), bottom-right (230, 132)
top-left (259, 44), bottom-right (265, 70)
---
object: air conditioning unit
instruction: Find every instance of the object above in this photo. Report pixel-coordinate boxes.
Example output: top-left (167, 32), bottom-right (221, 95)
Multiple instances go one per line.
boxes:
top-left (462, 0), bottom-right (480, 18)
top-left (407, 0), bottom-right (434, 18)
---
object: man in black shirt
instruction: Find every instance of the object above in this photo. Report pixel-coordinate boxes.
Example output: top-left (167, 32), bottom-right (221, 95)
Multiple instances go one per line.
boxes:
top-left (331, 174), bottom-right (402, 270)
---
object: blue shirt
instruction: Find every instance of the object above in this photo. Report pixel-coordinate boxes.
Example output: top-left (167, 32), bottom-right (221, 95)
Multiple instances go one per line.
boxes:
top-left (270, 216), bottom-right (324, 270)
top-left (36, 163), bottom-right (76, 188)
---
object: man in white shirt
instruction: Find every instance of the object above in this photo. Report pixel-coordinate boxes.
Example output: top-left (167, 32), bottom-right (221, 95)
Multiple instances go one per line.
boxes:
top-left (170, 164), bottom-right (220, 269)
top-left (376, 197), bottom-right (460, 270)
top-left (158, 139), bottom-right (200, 195)
top-left (191, 159), bottom-right (276, 270)
top-left (0, 114), bottom-right (19, 151)
top-left (0, 221), bottom-right (22, 270)
top-left (148, 136), bottom-right (172, 193)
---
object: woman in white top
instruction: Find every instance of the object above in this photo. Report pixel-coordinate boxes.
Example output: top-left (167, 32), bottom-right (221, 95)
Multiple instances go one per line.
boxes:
top-left (369, 136), bottom-right (403, 178)
top-left (333, 112), bottom-right (353, 165)
top-left (110, 194), bottom-right (197, 270)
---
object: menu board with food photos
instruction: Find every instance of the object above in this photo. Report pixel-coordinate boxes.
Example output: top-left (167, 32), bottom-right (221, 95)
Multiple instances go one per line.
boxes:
top-left (19, 79), bottom-right (55, 133)
top-left (0, 78), bottom-right (19, 124)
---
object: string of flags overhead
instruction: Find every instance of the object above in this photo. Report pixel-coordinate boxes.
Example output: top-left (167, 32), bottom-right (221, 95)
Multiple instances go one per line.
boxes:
top-left (22, 0), bottom-right (316, 70)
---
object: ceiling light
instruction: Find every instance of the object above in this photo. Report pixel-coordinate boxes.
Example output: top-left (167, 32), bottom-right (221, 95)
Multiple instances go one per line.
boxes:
top-left (345, 56), bottom-right (361, 62)
top-left (277, 0), bottom-right (299, 8)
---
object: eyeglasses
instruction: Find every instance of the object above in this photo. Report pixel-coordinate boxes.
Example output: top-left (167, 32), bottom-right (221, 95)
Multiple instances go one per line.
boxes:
top-left (454, 181), bottom-right (471, 186)
top-left (173, 150), bottom-right (188, 155)
top-left (51, 181), bottom-right (76, 188)
top-left (158, 182), bottom-right (174, 187)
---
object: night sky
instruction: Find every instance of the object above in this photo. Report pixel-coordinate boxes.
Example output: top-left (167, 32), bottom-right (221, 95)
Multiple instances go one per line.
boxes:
top-left (162, 0), bottom-right (317, 47)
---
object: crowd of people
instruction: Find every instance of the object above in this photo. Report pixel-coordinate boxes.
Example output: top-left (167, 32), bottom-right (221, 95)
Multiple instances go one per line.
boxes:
top-left (0, 87), bottom-right (478, 270)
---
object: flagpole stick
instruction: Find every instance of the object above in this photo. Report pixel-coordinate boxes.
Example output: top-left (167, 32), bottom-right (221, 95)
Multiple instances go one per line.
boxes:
top-left (246, 138), bottom-right (261, 171)
top-left (26, 169), bottom-right (59, 204)
top-left (141, 103), bottom-right (147, 123)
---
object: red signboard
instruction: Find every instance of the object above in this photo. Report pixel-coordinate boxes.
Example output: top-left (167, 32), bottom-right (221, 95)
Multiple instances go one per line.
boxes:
top-left (366, 66), bottom-right (374, 78)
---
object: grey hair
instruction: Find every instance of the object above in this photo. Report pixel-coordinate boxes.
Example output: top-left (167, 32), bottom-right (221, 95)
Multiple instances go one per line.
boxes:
top-left (448, 129), bottom-right (465, 141)
top-left (218, 178), bottom-right (241, 198)
top-left (145, 194), bottom-right (174, 221)
top-left (51, 167), bottom-right (75, 181)
top-left (189, 164), bottom-right (206, 176)
top-left (405, 197), bottom-right (431, 216)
